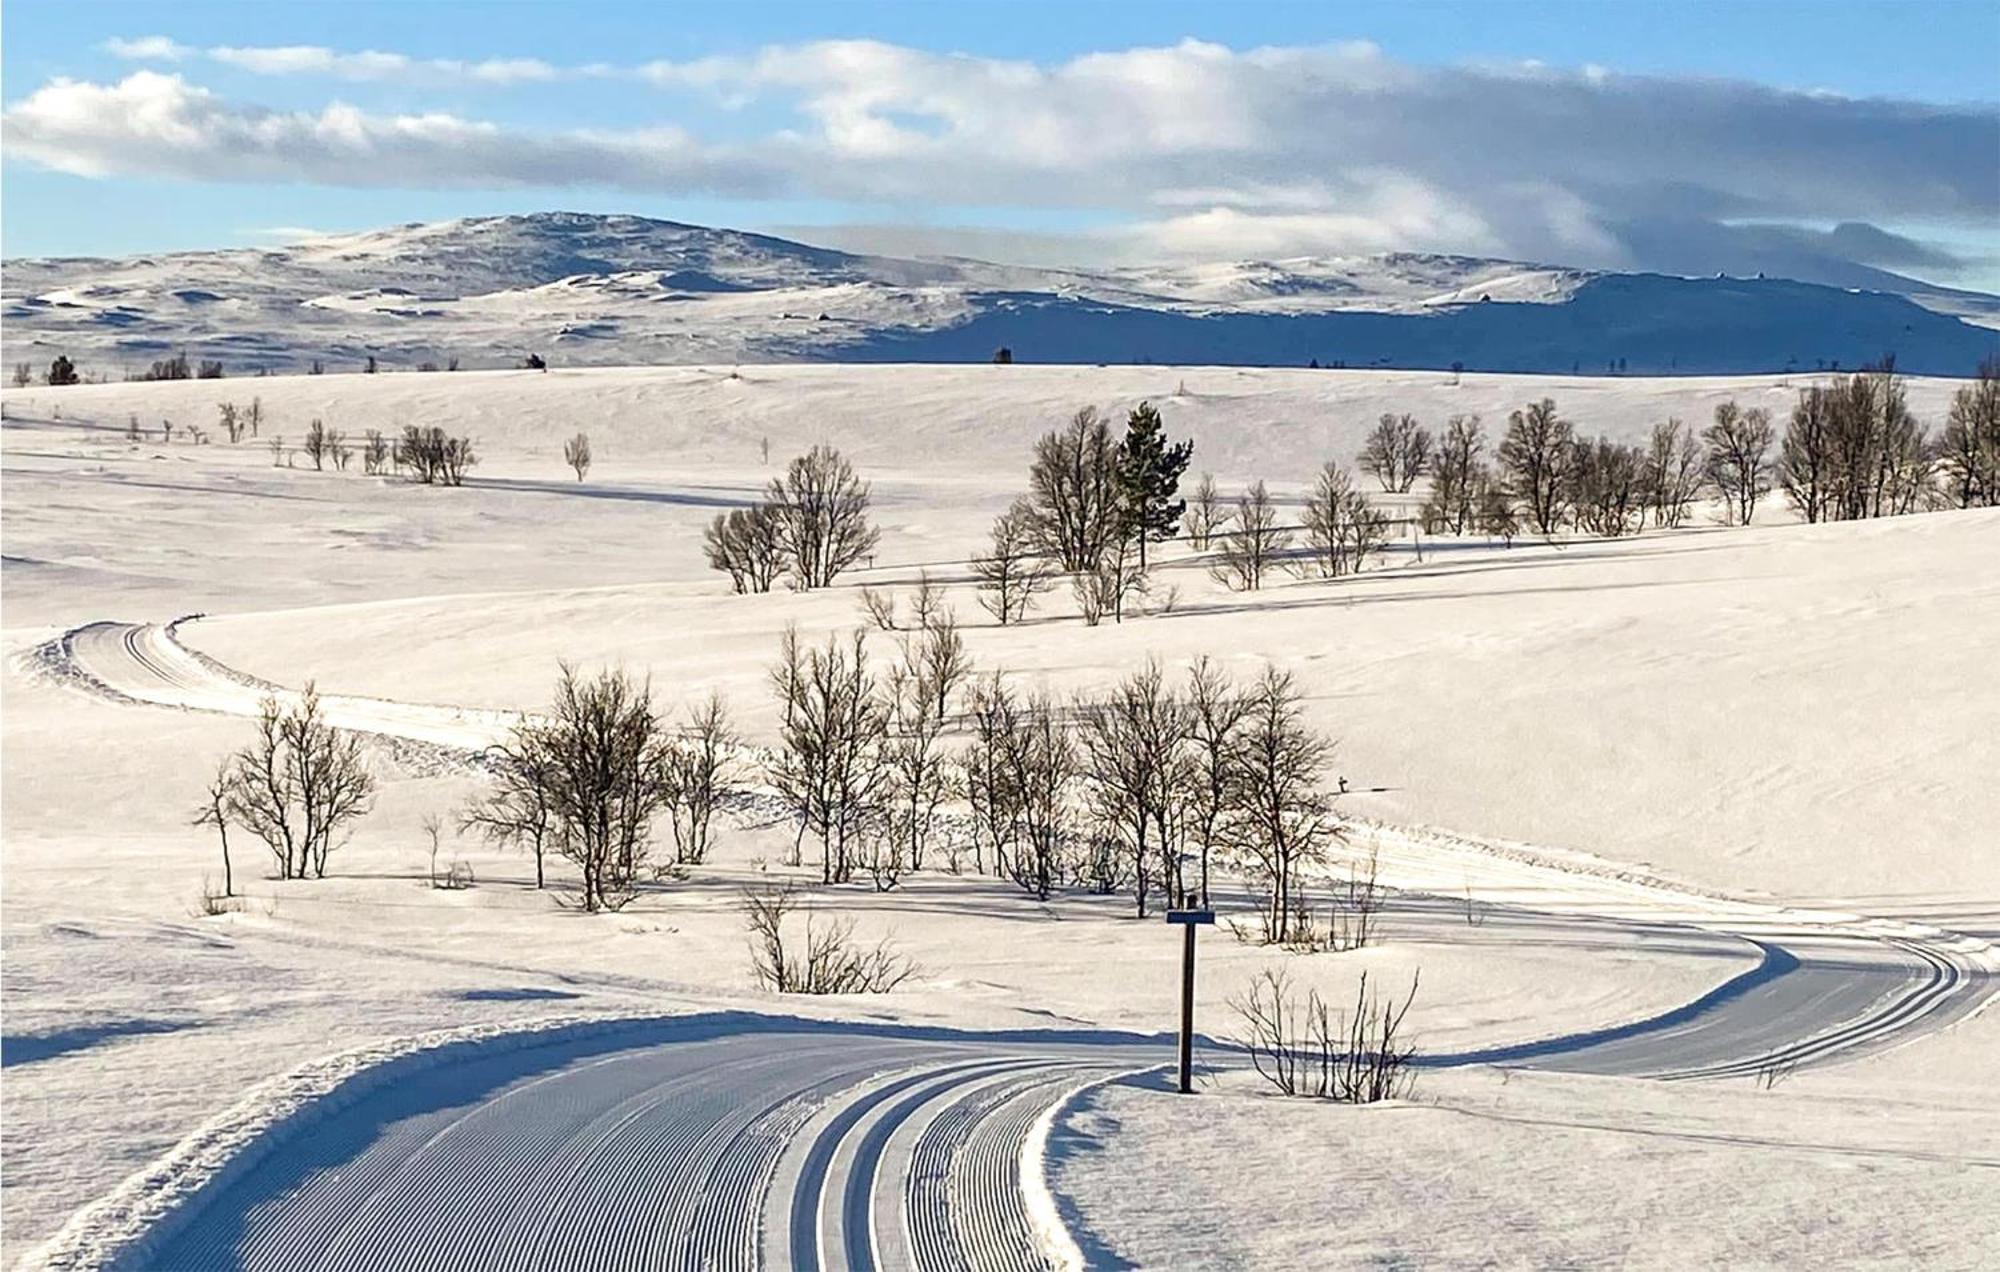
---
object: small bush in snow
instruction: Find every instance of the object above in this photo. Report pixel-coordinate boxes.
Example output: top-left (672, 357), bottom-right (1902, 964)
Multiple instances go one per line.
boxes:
top-left (743, 883), bottom-right (916, 994)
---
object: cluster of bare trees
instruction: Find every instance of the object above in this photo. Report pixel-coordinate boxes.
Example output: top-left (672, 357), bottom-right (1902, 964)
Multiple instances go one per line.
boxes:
top-left (768, 604), bottom-right (968, 888)
top-left (302, 418), bottom-right (356, 471)
top-left (1937, 357), bottom-right (2000, 508)
top-left (1203, 461), bottom-right (1387, 592)
top-left (397, 425), bottom-right (478, 485)
top-left (214, 398), bottom-right (264, 444)
top-left (1414, 398), bottom-right (1777, 537)
top-left (1413, 363), bottom-right (1998, 541)
top-left (131, 352), bottom-right (222, 382)
top-left (1358, 413), bottom-right (1432, 492)
top-left (1781, 362), bottom-right (1995, 520)
top-left (200, 688), bottom-right (376, 883)
top-left (704, 445), bottom-right (879, 593)
top-left (465, 665), bottom-right (740, 910)
top-left (966, 403), bottom-right (1194, 625)
top-left (947, 658), bottom-right (1352, 942)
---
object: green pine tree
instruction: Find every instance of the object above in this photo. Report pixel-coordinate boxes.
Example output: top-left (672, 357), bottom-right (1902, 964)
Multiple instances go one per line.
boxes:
top-left (1115, 401), bottom-right (1193, 571)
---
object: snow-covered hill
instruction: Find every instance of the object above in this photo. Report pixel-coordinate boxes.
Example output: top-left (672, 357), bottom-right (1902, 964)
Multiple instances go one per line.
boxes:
top-left (5, 212), bottom-right (1996, 377)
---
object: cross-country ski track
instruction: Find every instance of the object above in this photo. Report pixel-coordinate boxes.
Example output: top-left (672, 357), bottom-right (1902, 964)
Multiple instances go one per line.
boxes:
top-left (21, 618), bottom-right (1997, 1271)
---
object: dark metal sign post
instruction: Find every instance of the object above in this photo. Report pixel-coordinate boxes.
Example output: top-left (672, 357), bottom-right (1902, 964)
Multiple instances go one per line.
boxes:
top-left (1165, 908), bottom-right (1215, 1093)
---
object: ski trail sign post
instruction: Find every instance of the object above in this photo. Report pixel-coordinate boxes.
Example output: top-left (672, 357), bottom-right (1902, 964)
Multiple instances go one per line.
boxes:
top-left (1166, 908), bottom-right (1215, 1093)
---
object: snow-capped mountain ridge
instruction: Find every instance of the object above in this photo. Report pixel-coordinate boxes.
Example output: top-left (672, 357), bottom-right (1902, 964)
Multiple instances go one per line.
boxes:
top-left (5, 212), bottom-right (1995, 376)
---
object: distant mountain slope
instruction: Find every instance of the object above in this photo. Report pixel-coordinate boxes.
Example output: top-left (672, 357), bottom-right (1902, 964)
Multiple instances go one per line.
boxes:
top-left (5, 212), bottom-right (1994, 377)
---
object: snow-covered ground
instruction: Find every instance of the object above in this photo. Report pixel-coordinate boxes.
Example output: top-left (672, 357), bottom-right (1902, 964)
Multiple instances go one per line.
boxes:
top-left (3, 364), bottom-right (1995, 1267)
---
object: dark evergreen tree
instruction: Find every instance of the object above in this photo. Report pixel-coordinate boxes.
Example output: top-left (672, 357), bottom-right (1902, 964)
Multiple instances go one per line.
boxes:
top-left (46, 355), bottom-right (79, 386)
top-left (1114, 401), bottom-right (1193, 570)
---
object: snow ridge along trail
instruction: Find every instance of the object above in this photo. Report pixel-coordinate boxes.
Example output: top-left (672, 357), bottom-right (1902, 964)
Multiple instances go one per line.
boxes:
top-left (45, 619), bottom-right (516, 753)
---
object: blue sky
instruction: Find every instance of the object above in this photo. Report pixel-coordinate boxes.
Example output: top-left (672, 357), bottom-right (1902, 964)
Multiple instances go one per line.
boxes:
top-left (4, 0), bottom-right (1996, 288)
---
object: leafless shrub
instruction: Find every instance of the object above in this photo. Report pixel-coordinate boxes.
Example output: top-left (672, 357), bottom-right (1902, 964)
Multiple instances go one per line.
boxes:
top-left (1568, 435), bottom-right (1646, 536)
top-left (1644, 418), bottom-right (1705, 529)
top-left (1359, 413), bottom-right (1432, 493)
top-left (1300, 461), bottom-right (1389, 578)
top-left (743, 883), bottom-right (917, 993)
top-left (1183, 658), bottom-right (1248, 908)
top-left (476, 665), bottom-right (671, 911)
top-left (362, 429), bottom-right (389, 475)
top-left (1475, 469), bottom-right (1520, 543)
top-left (909, 571), bottom-right (944, 631)
top-left (1027, 407), bottom-right (1123, 571)
top-left (1071, 535), bottom-right (1146, 625)
top-left (1498, 398), bottom-right (1576, 535)
top-left (1281, 848), bottom-right (1382, 953)
top-left (859, 586), bottom-right (899, 630)
top-left (767, 445), bottom-right (879, 589)
top-left (398, 425), bottom-right (478, 486)
top-left (1232, 967), bottom-right (1420, 1102)
top-left (1787, 366), bottom-right (1938, 522)
top-left (564, 431), bottom-right (592, 481)
top-left (1938, 357), bottom-right (2000, 509)
top-left (192, 762), bottom-right (235, 899)
top-left (704, 502), bottom-right (787, 594)
top-left (915, 607), bottom-right (971, 722)
top-left (423, 813), bottom-right (447, 888)
top-left (218, 402), bottom-right (244, 443)
top-left (972, 500), bottom-right (1056, 625)
top-left (962, 675), bottom-right (1077, 896)
top-left (1211, 481), bottom-right (1290, 591)
top-left (768, 628), bottom-right (887, 884)
top-left (882, 655), bottom-right (955, 875)
top-left (1078, 660), bottom-right (1193, 914)
top-left (1702, 401), bottom-right (1774, 525)
top-left (661, 692), bottom-right (738, 865)
top-left (1420, 415), bottom-right (1484, 534)
top-left (222, 687), bottom-right (375, 880)
top-left (1755, 1055), bottom-right (1801, 1091)
top-left (1233, 667), bottom-right (1338, 946)
top-left (192, 876), bottom-right (242, 918)
top-left (462, 740), bottom-right (556, 889)
top-left (1185, 472), bottom-right (1222, 550)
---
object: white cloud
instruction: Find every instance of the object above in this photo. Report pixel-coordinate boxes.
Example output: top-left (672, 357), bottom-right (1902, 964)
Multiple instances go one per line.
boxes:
top-left (242, 225), bottom-right (342, 243)
top-left (11, 38), bottom-right (1997, 280)
top-left (1, 72), bottom-right (776, 194)
top-left (102, 35), bottom-right (191, 61)
top-left (207, 44), bottom-right (558, 85)
top-left (102, 36), bottom-right (558, 86)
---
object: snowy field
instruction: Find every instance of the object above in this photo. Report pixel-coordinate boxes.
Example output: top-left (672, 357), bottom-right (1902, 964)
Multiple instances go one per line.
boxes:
top-left (3, 363), bottom-right (1996, 1268)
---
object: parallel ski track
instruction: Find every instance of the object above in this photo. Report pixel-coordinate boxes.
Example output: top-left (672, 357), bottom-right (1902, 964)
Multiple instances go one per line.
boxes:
top-left (144, 1034), bottom-right (1151, 1272)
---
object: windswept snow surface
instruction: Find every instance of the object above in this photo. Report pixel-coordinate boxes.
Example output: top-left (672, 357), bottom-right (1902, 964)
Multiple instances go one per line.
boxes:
top-left (4, 363), bottom-right (1997, 1268)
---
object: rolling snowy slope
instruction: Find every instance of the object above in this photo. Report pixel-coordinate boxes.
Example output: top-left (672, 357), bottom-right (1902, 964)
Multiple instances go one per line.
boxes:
top-left (6, 212), bottom-right (1996, 377)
